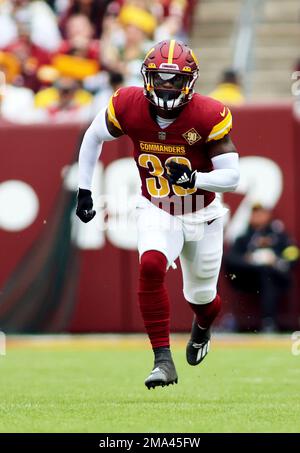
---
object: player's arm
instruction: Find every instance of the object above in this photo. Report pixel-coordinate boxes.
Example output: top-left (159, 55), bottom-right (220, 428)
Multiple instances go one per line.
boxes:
top-left (76, 107), bottom-right (124, 223)
top-left (194, 134), bottom-right (239, 192)
top-left (167, 103), bottom-right (239, 192)
top-left (166, 136), bottom-right (239, 193)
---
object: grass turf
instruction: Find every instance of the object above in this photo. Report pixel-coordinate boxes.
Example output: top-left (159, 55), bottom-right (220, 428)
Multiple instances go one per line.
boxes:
top-left (0, 335), bottom-right (299, 433)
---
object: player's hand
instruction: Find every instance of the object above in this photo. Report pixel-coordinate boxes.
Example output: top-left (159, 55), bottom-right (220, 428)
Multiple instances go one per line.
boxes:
top-left (165, 161), bottom-right (197, 189)
top-left (76, 188), bottom-right (96, 223)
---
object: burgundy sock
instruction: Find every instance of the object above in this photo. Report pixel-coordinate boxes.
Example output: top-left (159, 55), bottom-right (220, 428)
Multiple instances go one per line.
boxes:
top-left (188, 294), bottom-right (222, 329)
top-left (138, 250), bottom-right (170, 349)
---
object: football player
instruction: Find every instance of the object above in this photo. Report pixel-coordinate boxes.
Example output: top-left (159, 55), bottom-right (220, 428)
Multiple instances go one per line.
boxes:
top-left (76, 40), bottom-right (240, 389)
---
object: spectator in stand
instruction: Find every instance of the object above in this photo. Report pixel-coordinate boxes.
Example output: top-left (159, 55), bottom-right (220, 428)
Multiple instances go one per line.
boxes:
top-left (91, 70), bottom-right (124, 115)
top-left (225, 203), bottom-right (299, 332)
top-left (58, 14), bottom-right (99, 60)
top-left (59, 0), bottom-right (112, 39)
top-left (154, 0), bottom-right (187, 41)
top-left (3, 16), bottom-right (52, 92)
top-left (50, 14), bottom-right (100, 89)
top-left (0, 50), bottom-right (39, 123)
top-left (35, 75), bottom-right (93, 122)
top-left (0, 0), bottom-right (61, 51)
top-left (101, 3), bottom-right (156, 86)
top-left (209, 69), bottom-right (245, 106)
top-left (154, 12), bottom-right (183, 42)
top-left (100, 2), bottom-right (125, 62)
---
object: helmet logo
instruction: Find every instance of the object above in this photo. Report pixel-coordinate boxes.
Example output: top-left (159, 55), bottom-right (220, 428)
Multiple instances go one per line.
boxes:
top-left (182, 128), bottom-right (201, 145)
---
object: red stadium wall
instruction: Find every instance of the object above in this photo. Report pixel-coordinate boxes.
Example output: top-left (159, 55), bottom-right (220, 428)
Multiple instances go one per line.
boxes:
top-left (0, 103), bottom-right (299, 333)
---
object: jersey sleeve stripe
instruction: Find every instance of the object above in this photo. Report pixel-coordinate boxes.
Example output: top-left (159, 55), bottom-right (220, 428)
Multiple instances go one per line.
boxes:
top-left (207, 110), bottom-right (232, 141)
top-left (108, 95), bottom-right (122, 130)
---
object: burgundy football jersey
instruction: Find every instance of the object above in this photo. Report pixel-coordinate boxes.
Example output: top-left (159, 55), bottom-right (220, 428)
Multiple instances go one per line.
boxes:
top-left (107, 87), bottom-right (232, 215)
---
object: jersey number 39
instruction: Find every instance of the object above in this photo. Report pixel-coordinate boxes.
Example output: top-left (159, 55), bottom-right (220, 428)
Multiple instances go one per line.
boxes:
top-left (138, 154), bottom-right (197, 197)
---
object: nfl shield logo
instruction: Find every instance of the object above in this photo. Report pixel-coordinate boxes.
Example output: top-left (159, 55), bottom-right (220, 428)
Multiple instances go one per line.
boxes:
top-left (158, 131), bottom-right (166, 140)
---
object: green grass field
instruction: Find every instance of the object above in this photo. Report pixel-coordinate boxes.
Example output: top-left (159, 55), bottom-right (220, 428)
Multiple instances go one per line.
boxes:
top-left (0, 334), bottom-right (299, 433)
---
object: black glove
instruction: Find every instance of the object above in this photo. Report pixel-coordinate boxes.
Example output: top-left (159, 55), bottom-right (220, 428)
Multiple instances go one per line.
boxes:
top-left (165, 161), bottom-right (197, 189)
top-left (76, 188), bottom-right (96, 223)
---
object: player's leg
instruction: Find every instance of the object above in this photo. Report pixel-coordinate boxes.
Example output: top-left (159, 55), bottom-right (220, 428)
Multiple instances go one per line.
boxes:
top-left (136, 202), bottom-right (184, 388)
top-left (180, 217), bottom-right (223, 366)
top-left (140, 250), bottom-right (179, 388)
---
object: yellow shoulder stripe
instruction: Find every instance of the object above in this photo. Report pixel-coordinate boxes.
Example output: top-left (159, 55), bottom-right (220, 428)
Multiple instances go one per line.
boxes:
top-left (107, 94), bottom-right (122, 130)
top-left (207, 109), bottom-right (232, 141)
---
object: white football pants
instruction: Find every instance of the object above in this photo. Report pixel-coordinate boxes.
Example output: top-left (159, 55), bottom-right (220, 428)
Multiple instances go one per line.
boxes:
top-left (136, 196), bottom-right (225, 305)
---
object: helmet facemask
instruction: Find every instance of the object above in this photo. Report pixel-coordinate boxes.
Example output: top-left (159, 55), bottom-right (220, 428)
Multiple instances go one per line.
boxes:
top-left (142, 67), bottom-right (198, 111)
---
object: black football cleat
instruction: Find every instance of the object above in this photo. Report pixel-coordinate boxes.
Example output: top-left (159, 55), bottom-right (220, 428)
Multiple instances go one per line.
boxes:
top-left (145, 360), bottom-right (178, 389)
top-left (186, 316), bottom-right (211, 366)
top-left (145, 348), bottom-right (178, 389)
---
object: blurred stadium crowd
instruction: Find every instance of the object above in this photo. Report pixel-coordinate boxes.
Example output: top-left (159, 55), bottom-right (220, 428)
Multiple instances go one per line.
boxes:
top-left (0, 0), bottom-right (197, 123)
